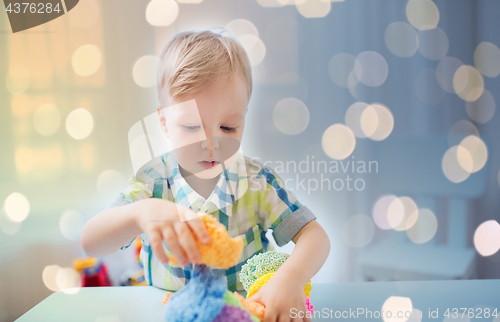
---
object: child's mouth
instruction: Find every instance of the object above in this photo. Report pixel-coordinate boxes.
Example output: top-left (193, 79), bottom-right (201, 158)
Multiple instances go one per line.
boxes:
top-left (199, 161), bottom-right (220, 169)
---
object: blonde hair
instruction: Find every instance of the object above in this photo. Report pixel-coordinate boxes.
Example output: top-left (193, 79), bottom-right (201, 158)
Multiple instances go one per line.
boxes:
top-left (157, 29), bottom-right (253, 107)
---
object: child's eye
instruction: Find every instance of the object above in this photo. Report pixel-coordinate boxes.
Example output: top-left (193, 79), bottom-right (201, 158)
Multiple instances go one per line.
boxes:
top-left (220, 126), bottom-right (236, 133)
top-left (183, 125), bottom-right (200, 131)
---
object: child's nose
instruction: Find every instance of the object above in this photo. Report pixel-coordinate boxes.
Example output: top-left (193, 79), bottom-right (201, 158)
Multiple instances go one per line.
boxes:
top-left (201, 137), bottom-right (220, 151)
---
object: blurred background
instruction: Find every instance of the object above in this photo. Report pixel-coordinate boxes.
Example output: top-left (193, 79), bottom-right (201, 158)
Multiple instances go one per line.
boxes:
top-left (1, 0), bottom-right (500, 320)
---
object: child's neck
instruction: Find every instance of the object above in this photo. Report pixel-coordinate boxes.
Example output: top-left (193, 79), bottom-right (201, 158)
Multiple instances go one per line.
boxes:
top-left (179, 166), bottom-right (220, 200)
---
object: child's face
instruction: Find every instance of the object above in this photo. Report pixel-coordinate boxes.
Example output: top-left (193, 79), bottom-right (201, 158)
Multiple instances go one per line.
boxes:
top-left (158, 76), bottom-right (248, 179)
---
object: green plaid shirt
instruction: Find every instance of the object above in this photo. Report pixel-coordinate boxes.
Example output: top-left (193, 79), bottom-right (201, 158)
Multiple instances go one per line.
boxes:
top-left (108, 151), bottom-right (316, 293)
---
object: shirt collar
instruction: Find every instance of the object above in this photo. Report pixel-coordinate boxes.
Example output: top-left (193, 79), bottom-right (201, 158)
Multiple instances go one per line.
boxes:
top-left (164, 152), bottom-right (248, 216)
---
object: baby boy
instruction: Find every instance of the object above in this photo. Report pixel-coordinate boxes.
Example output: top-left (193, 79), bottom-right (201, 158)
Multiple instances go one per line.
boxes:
top-left (81, 29), bottom-right (330, 321)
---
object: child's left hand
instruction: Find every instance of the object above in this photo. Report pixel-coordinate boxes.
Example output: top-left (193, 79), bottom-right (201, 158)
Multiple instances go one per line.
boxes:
top-left (247, 273), bottom-right (311, 322)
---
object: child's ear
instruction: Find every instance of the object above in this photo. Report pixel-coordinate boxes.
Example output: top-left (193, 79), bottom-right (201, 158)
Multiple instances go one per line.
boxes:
top-left (157, 106), bottom-right (169, 138)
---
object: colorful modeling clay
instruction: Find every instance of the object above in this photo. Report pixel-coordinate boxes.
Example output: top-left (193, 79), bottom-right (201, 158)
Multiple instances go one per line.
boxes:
top-left (239, 251), bottom-right (289, 290)
top-left (162, 222), bottom-right (313, 321)
top-left (245, 271), bottom-right (312, 298)
top-left (163, 265), bottom-right (227, 322)
top-left (162, 292), bottom-right (172, 306)
top-left (169, 215), bottom-right (243, 269)
top-left (212, 305), bottom-right (254, 322)
top-left (240, 250), bottom-right (314, 317)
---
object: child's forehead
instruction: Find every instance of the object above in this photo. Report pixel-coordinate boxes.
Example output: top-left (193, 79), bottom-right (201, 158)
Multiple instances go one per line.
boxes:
top-left (164, 99), bottom-right (246, 120)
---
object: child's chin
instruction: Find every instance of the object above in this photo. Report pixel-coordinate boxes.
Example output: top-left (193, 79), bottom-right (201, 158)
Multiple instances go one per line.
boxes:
top-left (194, 165), bottom-right (223, 179)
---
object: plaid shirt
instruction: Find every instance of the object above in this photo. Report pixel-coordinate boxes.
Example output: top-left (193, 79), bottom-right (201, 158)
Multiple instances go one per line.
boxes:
top-left (107, 152), bottom-right (316, 294)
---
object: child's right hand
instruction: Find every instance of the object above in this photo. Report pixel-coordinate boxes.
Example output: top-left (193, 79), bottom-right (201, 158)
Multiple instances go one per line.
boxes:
top-left (133, 198), bottom-right (211, 267)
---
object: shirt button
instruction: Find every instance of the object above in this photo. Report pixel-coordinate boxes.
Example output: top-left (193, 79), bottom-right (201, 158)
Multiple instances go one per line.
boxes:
top-left (197, 201), bottom-right (203, 209)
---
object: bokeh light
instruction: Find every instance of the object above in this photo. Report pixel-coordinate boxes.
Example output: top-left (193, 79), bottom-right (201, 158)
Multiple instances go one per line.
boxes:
top-left (406, 208), bottom-right (438, 244)
top-left (453, 65), bottom-right (484, 102)
top-left (96, 170), bottom-right (127, 199)
top-left (225, 19), bottom-right (259, 39)
top-left (273, 98), bottom-right (310, 135)
top-left (321, 124), bottom-right (356, 160)
top-left (11, 94), bottom-right (31, 117)
top-left (382, 296), bottom-right (413, 322)
top-left (473, 42), bottom-right (500, 78)
top-left (459, 135), bottom-right (488, 173)
top-left (66, 108), bottom-right (94, 140)
top-left (256, 0), bottom-right (287, 7)
top-left (0, 209), bottom-right (21, 235)
top-left (447, 120), bottom-right (479, 147)
top-left (473, 220), bottom-right (500, 256)
top-left (417, 27), bottom-right (449, 60)
top-left (238, 35), bottom-right (266, 67)
top-left (436, 56), bottom-right (464, 93)
top-left (414, 68), bottom-right (446, 105)
top-left (4, 192), bottom-right (30, 223)
top-left (328, 53), bottom-right (356, 88)
top-left (354, 51), bottom-right (389, 87)
top-left (71, 44), bottom-right (102, 77)
top-left (372, 194), bottom-right (401, 230)
top-left (465, 89), bottom-right (495, 124)
top-left (296, 0), bottom-right (331, 18)
top-left (5, 65), bottom-right (30, 95)
top-left (56, 267), bottom-right (81, 294)
top-left (342, 214), bottom-right (375, 248)
top-left (15, 145), bottom-right (65, 177)
top-left (406, 0), bottom-right (439, 30)
top-left (384, 22), bottom-right (419, 58)
top-left (43, 265), bottom-right (62, 292)
top-left (390, 196), bottom-right (419, 232)
top-left (367, 103), bottom-right (394, 141)
top-left (59, 210), bottom-right (85, 241)
top-left (442, 145), bottom-right (472, 183)
top-left (33, 103), bottom-right (61, 137)
top-left (68, 0), bottom-right (99, 28)
top-left (145, 0), bottom-right (179, 26)
top-left (360, 105), bottom-right (379, 138)
top-left (133, 55), bottom-right (159, 88)
top-left (345, 102), bottom-right (378, 138)
top-left (347, 69), bottom-right (361, 99)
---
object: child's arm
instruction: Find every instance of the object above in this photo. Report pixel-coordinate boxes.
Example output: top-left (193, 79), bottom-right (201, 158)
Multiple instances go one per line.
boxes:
top-left (80, 198), bottom-right (211, 265)
top-left (278, 219), bottom-right (330, 289)
top-left (248, 219), bottom-right (330, 321)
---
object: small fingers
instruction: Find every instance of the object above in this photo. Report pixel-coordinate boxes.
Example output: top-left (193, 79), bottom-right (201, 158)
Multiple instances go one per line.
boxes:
top-left (293, 303), bottom-right (309, 322)
top-left (149, 230), bottom-right (169, 264)
top-left (186, 216), bottom-right (211, 244)
top-left (263, 308), bottom-right (278, 322)
top-left (162, 225), bottom-right (189, 266)
top-left (176, 204), bottom-right (200, 222)
top-left (174, 222), bottom-right (200, 263)
top-left (279, 313), bottom-right (291, 322)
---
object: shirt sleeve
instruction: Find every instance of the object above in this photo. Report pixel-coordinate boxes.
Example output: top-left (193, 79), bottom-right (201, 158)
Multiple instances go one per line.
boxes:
top-left (107, 172), bottom-right (155, 250)
top-left (257, 167), bottom-right (316, 247)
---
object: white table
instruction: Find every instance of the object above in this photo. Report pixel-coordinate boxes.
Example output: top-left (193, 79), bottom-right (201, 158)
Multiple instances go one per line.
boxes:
top-left (16, 280), bottom-right (500, 321)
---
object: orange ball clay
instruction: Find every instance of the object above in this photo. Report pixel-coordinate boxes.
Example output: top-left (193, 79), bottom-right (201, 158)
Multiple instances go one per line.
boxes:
top-left (169, 215), bottom-right (244, 269)
top-left (162, 292), bottom-right (172, 306)
top-left (233, 292), bottom-right (266, 321)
